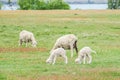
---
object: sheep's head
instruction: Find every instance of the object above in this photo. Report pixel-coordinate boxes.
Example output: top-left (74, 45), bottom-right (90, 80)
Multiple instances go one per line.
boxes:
top-left (32, 41), bottom-right (37, 47)
top-left (75, 58), bottom-right (81, 64)
top-left (46, 58), bottom-right (52, 64)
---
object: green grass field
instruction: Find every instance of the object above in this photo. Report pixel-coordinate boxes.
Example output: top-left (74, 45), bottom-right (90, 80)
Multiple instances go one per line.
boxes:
top-left (0, 10), bottom-right (120, 80)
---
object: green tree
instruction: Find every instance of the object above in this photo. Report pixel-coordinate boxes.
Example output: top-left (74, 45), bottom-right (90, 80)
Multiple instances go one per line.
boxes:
top-left (48, 0), bottom-right (70, 10)
top-left (108, 0), bottom-right (120, 9)
top-left (8, 0), bottom-right (11, 4)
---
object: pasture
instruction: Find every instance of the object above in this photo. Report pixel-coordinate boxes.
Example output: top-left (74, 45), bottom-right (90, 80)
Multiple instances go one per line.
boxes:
top-left (0, 10), bottom-right (120, 80)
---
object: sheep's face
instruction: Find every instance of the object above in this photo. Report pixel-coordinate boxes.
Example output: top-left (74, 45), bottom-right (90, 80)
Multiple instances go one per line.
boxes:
top-left (32, 41), bottom-right (37, 47)
top-left (46, 58), bottom-right (52, 64)
top-left (75, 58), bottom-right (81, 64)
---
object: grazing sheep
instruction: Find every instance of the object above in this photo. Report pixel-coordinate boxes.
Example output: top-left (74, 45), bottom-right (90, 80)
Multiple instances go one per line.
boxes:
top-left (19, 30), bottom-right (37, 47)
top-left (75, 47), bottom-right (96, 64)
top-left (51, 34), bottom-right (78, 58)
top-left (46, 48), bottom-right (68, 65)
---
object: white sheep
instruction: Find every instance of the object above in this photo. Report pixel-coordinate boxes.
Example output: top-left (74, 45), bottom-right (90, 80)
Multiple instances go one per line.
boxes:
top-left (51, 34), bottom-right (78, 58)
top-left (19, 30), bottom-right (37, 47)
top-left (46, 48), bottom-right (68, 65)
top-left (75, 47), bottom-right (96, 64)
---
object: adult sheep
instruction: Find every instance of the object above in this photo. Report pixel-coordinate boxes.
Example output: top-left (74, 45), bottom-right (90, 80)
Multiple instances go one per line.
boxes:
top-left (19, 30), bottom-right (37, 47)
top-left (51, 34), bottom-right (78, 57)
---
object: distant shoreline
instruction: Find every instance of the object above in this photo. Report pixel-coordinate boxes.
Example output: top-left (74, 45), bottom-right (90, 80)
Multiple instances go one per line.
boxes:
top-left (65, 0), bottom-right (107, 4)
top-left (68, 3), bottom-right (107, 4)
top-left (69, 4), bottom-right (108, 10)
top-left (67, 3), bottom-right (107, 4)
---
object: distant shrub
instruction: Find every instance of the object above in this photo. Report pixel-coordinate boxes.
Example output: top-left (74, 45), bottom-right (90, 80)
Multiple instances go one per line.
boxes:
top-left (108, 0), bottom-right (120, 9)
top-left (47, 0), bottom-right (70, 10)
top-left (18, 0), bottom-right (70, 10)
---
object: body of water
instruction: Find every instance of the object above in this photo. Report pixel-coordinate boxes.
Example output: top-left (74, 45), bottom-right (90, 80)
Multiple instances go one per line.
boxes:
top-left (69, 4), bottom-right (108, 10)
top-left (1, 4), bottom-right (19, 10)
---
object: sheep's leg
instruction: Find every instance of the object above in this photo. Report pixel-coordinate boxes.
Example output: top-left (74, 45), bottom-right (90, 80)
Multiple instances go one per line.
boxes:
top-left (26, 42), bottom-right (28, 47)
top-left (87, 56), bottom-right (89, 64)
top-left (19, 39), bottom-right (22, 46)
top-left (70, 44), bottom-right (74, 58)
top-left (86, 54), bottom-right (89, 64)
top-left (52, 56), bottom-right (57, 65)
top-left (63, 55), bottom-right (68, 64)
top-left (88, 55), bottom-right (92, 64)
top-left (78, 56), bottom-right (82, 64)
top-left (83, 56), bottom-right (86, 64)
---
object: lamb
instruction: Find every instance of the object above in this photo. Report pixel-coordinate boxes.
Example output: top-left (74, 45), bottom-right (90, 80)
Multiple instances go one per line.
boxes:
top-left (46, 48), bottom-right (68, 65)
top-left (19, 30), bottom-right (37, 47)
top-left (75, 47), bottom-right (96, 64)
top-left (51, 34), bottom-right (78, 58)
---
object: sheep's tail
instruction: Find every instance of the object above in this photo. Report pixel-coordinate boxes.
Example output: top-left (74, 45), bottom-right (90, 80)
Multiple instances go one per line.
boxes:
top-left (74, 40), bottom-right (78, 54)
top-left (92, 50), bottom-right (96, 54)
